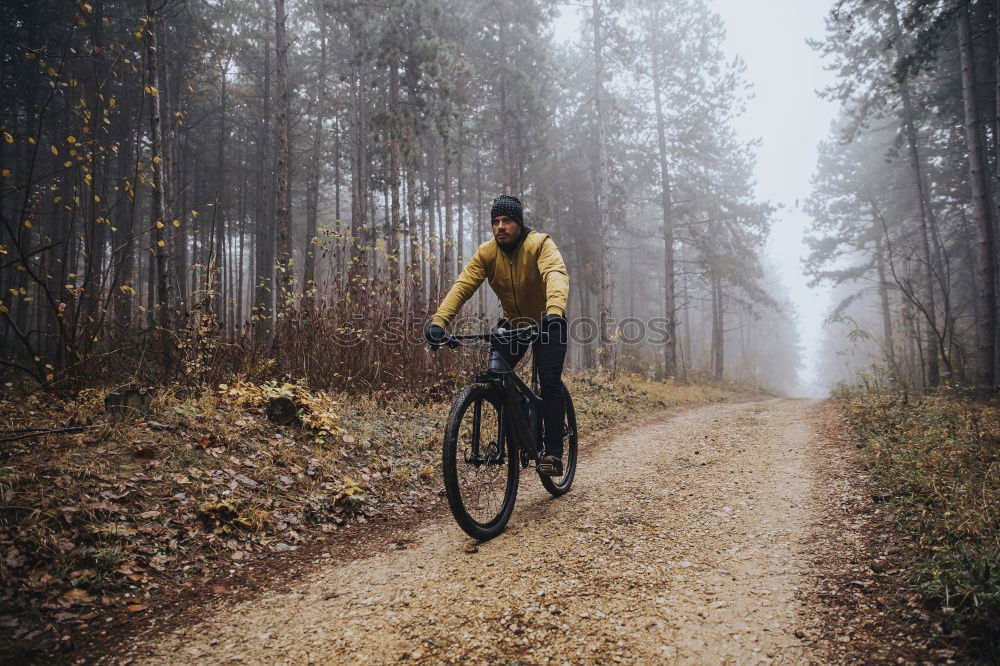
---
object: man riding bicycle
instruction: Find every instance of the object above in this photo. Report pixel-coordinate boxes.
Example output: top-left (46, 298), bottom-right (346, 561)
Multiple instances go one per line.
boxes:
top-left (425, 194), bottom-right (570, 476)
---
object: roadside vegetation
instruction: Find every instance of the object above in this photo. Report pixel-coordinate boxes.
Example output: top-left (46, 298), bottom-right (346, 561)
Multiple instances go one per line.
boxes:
top-left (833, 383), bottom-right (1000, 657)
top-left (0, 369), bottom-right (746, 659)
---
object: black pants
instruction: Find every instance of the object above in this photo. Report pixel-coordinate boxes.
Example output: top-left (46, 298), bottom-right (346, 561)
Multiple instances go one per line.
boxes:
top-left (491, 319), bottom-right (568, 456)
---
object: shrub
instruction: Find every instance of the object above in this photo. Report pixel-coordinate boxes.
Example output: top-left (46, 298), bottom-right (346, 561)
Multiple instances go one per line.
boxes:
top-left (835, 386), bottom-right (1000, 654)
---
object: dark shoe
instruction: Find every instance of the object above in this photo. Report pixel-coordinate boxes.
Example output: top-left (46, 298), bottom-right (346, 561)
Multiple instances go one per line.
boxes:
top-left (538, 453), bottom-right (563, 476)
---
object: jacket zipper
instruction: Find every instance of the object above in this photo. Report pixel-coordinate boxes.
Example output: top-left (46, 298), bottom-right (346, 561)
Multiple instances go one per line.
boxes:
top-left (507, 252), bottom-right (520, 320)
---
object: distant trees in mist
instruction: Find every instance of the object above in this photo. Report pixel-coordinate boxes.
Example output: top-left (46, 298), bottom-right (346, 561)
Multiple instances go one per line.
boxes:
top-left (0, 0), bottom-right (797, 393)
top-left (807, 0), bottom-right (1000, 394)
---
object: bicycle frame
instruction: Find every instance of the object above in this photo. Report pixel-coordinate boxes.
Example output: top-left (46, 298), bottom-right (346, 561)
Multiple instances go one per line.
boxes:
top-left (437, 325), bottom-right (544, 467)
top-left (476, 350), bottom-right (543, 466)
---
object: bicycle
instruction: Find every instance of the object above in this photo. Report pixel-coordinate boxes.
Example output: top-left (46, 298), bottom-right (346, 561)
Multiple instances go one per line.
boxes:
top-left (431, 324), bottom-right (578, 540)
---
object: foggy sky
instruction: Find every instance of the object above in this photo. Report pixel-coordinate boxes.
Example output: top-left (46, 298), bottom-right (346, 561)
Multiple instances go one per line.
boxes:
top-left (711, 0), bottom-right (837, 395)
top-left (554, 1), bottom-right (838, 395)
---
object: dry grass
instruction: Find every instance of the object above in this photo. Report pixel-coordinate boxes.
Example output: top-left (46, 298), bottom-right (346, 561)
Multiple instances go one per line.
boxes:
top-left (833, 386), bottom-right (1000, 656)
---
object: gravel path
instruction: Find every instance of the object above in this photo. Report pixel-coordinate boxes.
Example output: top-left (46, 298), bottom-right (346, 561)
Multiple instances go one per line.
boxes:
top-left (134, 399), bottom-right (827, 664)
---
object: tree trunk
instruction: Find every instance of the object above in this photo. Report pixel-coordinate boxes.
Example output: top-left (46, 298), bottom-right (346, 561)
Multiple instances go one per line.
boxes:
top-left (960, 209), bottom-right (981, 352)
top-left (499, 36), bottom-right (512, 195)
top-left (334, 117), bottom-right (343, 289)
top-left (592, 0), bottom-right (613, 360)
top-left (457, 130), bottom-right (464, 272)
top-left (957, 0), bottom-right (999, 390)
top-left (303, 23), bottom-right (328, 312)
top-left (874, 230), bottom-right (898, 380)
top-left (995, 0), bottom-right (1000, 182)
top-left (475, 153), bottom-right (485, 317)
top-left (443, 137), bottom-right (454, 282)
top-left (712, 276), bottom-right (724, 382)
top-left (428, 140), bottom-right (441, 297)
top-left (237, 150), bottom-right (247, 325)
top-left (652, 55), bottom-right (677, 379)
top-left (253, 34), bottom-right (275, 342)
top-left (162, 34), bottom-right (185, 311)
top-left (145, 231), bottom-right (155, 325)
top-left (681, 268), bottom-right (691, 381)
top-left (581, 283), bottom-right (596, 368)
top-left (388, 59), bottom-right (402, 299)
top-left (212, 62), bottom-right (228, 318)
top-left (114, 126), bottom-right (139, 329)
top-left (515, 118), bottom-right (525, 195)
top-left (421, 169), bottom-right (433, 307)
top-left (406, 155), bottom-right (422, 316)
top-left (349, 71), bottom-right (369, 292)
top-left (274, 0), bottom-right (293, 314)
top-left (145, 0), bottom-right (174, 326)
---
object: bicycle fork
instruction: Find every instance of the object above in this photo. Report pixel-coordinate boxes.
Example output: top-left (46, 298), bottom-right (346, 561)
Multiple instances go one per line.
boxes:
top-left (463, 398), bottom-right (486, 466)
top-left (502, 382), bottom-right (537, 468)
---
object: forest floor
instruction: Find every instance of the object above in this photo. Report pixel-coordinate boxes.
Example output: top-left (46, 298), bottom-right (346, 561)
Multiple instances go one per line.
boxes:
top-left (0, 373), bottom-right (741, 663)
top-left (80, 399), bottom-right (958, 665)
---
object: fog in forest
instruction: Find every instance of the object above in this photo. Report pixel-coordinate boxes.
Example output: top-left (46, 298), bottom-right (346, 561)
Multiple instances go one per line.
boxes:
top-left (3, 0), bottom-right (999, 397)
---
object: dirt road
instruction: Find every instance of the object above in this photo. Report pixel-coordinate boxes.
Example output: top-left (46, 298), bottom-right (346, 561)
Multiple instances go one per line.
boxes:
top-left (131, 399), bottom-right (838, 664)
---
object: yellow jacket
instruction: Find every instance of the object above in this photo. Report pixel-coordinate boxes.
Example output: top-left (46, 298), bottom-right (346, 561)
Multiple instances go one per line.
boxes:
top-left (431, 230), bottom-right (569, 328)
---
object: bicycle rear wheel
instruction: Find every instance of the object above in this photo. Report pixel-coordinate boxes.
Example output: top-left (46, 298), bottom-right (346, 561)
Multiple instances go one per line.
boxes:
top-left (539, 385), bottom-right (578, 496)
top-left (442, 384), bottom-right (519, 540)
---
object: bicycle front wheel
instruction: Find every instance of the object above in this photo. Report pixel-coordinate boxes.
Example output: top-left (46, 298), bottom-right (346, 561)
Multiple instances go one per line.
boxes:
top-left (442, 384), bottom-right (519, 540)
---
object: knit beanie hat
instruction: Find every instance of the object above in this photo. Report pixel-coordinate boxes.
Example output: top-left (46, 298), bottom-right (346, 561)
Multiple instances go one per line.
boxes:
top-left (490, 194), bottom-right (524, 226)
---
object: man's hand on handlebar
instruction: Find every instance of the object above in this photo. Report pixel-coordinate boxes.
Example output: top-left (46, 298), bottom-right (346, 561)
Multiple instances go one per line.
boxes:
top-left (540, 313), bottom-right (567, 344)
top-left (425, 324), bottom-right (446, 349)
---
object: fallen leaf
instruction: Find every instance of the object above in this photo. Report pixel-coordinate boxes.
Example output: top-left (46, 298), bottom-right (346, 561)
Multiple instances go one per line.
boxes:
top-left (126, 603), bottom-right (148, 613)
top-left (62, 588), bottom-right (95, 605)
top-left (149, 553), bottom-right (171, 571)
top-left (231, 473), bottom-right (259, 489)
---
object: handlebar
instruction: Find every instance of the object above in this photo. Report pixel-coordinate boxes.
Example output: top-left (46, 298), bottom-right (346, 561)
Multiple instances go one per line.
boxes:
top-left (430, 324), bottom-right (539, 351)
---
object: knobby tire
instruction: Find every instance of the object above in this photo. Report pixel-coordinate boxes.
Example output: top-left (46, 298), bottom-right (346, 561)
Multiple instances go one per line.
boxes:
top-left (442, 384), bottom-right (519, 540)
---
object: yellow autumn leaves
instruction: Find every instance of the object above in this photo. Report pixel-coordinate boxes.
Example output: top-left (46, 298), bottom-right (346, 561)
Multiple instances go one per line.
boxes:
top-left (219, 380), bottom-right (342, 442)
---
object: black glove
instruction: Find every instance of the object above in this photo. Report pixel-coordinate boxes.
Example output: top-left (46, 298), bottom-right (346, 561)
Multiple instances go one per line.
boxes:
top-left (541, 313), bottom-right (566, 330)
top-left (540, 313), bottom-right (567, 343)
top-left (425, 324), bottom-right (445, 346)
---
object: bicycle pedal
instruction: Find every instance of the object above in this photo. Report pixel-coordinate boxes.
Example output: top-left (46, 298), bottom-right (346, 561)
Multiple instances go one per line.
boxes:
top-left (537, 454), bottom-right (563, 476)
